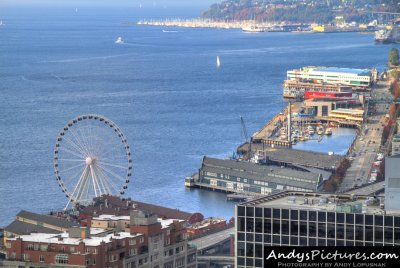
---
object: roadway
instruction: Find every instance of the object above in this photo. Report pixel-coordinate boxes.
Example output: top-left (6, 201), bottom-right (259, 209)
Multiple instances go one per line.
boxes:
top-left (189, 227), bottom-right (234, 251)
top-left (338, 80), bottom-right (393, 193)
top-left (345, 181), bottom-right (385, 196)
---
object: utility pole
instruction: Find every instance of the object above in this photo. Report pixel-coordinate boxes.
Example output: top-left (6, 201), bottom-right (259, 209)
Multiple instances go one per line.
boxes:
top-left (287, 102), bottom-right (292, 146)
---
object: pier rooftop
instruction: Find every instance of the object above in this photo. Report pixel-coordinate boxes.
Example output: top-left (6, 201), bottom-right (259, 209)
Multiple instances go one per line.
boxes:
top-left (237, 144), bottom-right (344, 171)
top-left (202, 156), bottom-right (322, 190)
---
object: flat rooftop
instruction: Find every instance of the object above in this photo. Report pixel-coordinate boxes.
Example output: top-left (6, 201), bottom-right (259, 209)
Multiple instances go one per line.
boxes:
top-left (313, 67), bottom-right (371, 76)
top-left (92, 214), bottom-right (130, 221)
top-left (10, 231), bottom-right (142, 247)
top-left (241, 191), bottom-right (394, 216)
top-left (238, 146), bottom-right (344, 170)
top-left (202, 157), bottom-right (321, 190)
top-left (330, 108), bottom-right (364, 115)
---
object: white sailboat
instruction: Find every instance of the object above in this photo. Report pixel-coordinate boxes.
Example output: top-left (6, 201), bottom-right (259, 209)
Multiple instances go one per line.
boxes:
top-left (115, 37), bottom-right (124, 44)
top-left (216, 56), bottom-right (221, 68)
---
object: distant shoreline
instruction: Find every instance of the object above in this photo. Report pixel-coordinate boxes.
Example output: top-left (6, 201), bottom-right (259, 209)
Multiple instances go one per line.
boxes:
top-left (137, 19), bottom-right (376, 34)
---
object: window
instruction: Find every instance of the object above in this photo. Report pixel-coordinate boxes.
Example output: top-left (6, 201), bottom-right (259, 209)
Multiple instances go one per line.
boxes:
top-left (39, 255), bottom-right (44, 262)
top-left (55, 254), bottom-right (68, 264)
top-left (175, 258), bottom-right (185, 267)
top-left (22, 254), bottom-right (30, 261)
top-left (139, 237), bottom-right (144, 243)
top-left (27, 244), bottom-right (34, 250)
top-left (130, 248), bottom-right (137, 256)
top-left (109, 255), bottom-right (117, 262)
top-left (129, 239), bottom-right (136, 245)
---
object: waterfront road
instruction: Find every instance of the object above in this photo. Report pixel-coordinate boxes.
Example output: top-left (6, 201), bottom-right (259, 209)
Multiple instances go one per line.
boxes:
top-left (345, 181), bottom-right (385, 196)
top-left (190, 227), bottom-right (234, 251)
top-left (338, 81), bottom-right (393, 193)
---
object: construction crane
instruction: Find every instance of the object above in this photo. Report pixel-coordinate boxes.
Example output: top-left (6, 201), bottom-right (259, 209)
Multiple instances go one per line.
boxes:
top-left (240, 116), bottom-right (252, 160)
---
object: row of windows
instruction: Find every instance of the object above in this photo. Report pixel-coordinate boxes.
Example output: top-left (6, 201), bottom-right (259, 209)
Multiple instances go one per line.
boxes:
top-left (288, 73), bottom-right (370, 81)
top-left (239, 233), bottom-right (400, 247)
top-left (238, 207), bottom-right (400, 227)
top-left (204, 171), bottom-right (314, 186)
top-left (205, 176), bottom-right (313, 194)
top-left (238, 223), bottom-right (400, 242)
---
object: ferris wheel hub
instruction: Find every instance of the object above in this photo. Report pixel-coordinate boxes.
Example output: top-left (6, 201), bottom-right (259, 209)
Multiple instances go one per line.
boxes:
top-left (85, 157), bottom-right (93, 165)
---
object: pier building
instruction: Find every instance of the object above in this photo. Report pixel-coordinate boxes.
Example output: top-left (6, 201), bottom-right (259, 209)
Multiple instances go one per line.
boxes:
top-left (329, 108), bottom-right (364, 122)
top-left (235, 191), bottom-right (400, 267)
top-left (193, 157), bottom-right (324, 195)
top-left (237, 145), bottom-right (344, 171)
top-left (303, 97), bottom-right (360, 117)
top-left (283, 79), bottom-right (352, 99)
top-left (287, 66), bottom-right (373, 88)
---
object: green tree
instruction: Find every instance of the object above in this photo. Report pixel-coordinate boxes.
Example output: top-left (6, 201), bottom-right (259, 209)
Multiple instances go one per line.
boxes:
top-left (388, 48), bottom-right (400, 67)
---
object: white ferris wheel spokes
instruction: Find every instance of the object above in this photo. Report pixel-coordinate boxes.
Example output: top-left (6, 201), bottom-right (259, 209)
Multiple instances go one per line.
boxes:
top-left (53, 114), bottom-right (132, 210)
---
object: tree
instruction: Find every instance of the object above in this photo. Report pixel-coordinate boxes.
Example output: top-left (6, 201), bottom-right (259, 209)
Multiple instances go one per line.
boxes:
top-left (388, 48), bottom-right (400, 67)
top-left (389, 103), bottom-right (397, 120)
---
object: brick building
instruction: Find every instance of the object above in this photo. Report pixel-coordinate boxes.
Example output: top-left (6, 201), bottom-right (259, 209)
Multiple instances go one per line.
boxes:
top-left (3, 210), bottom-right (197, 268)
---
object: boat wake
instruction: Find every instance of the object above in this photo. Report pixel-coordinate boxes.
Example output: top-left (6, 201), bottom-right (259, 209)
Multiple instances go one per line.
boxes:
top-left (39, 53), bottom-right (135, 63)
top-left (162, 30), bottom-right (179, 33)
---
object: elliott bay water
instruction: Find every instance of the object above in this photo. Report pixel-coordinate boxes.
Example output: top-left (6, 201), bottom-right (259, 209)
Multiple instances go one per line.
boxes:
top-left (0, 6), bottom-right (396, 226)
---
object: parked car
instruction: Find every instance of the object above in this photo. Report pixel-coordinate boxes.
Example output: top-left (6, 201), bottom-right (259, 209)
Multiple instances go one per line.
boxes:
top-left (373, 161), bottom-right (382, 167)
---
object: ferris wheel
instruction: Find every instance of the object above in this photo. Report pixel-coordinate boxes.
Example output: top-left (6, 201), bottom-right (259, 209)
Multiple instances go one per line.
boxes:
top-left (53, 114), bottom-right (132, 210)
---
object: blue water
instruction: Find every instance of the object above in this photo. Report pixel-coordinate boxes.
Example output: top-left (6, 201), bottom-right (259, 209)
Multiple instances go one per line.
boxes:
top-left (0, 6), bottom-right (398, 226)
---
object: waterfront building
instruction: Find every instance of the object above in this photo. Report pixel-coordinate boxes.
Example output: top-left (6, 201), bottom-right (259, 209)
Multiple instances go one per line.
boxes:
top-left (328, 108), bottom-right (364, 122)
top-left (91, 214), bottom-right (130, 232)
top-left (303, 97), bottom-right (360, 117)
top-left (235, 191), bottom-right (400, 267)
top-left (125, 210), bottom-right (197, 268)
top-left (287, 66), bottom-right (372, 88)
top-left (186, 217), bottom-right (228, 239)
top-left (3, 210), bottom-right (77, 246)
top-left (195, 157), bottom-right (324, 195)
top-left (237, 145), bottom-right (344, 172)
top-left (4, 227), bottom-right (144, 268)
top-left (283, 79), bottom-right (352, 99)
top-left (79, 195), bottom-right (204, 226)
top-left (304, 91), bottom-right (352, 99)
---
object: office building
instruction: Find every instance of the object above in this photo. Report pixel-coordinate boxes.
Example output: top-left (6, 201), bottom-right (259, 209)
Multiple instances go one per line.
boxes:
top-left (235, 191), bottom-right (400, 267)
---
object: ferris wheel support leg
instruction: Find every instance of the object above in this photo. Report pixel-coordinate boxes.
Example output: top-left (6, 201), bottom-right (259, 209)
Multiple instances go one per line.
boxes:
top-left (93, 164), bottom-right (109, 195)
top-left (89, 165), bottom-right (101, 197)
top-left (64, 166), bottom-right (89, 210)
top-left (94, 165), bottom-right (115, 195)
